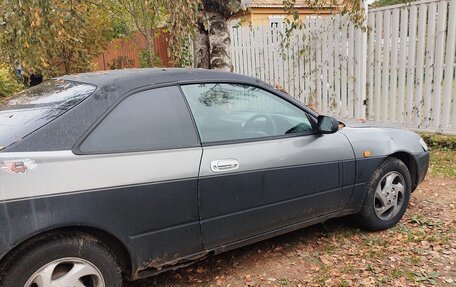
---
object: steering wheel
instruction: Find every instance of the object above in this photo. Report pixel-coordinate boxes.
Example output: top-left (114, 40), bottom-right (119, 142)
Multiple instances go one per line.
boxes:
top-left (243, 114), bottom-right (278, 136)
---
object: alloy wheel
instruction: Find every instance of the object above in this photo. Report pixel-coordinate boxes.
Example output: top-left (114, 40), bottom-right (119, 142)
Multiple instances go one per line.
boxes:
top-left (373, 171), bottom-right (406, 221)
top-left (24, 257), bottom-right (105, 287)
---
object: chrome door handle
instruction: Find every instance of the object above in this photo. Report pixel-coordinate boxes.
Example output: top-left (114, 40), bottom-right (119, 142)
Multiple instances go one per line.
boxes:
top-left (210, 159), bottom-right (239, 173)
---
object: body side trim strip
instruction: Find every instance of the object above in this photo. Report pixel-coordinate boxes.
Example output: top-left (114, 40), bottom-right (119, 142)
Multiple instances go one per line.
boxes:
top-left (199, 159), bottom-right (343, 179)
top-left (0, 176), bottom-right (198, 204)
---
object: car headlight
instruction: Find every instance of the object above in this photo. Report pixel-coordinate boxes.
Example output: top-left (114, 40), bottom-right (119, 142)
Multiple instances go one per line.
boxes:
top-left (419, 138), bottom-right (429, 151)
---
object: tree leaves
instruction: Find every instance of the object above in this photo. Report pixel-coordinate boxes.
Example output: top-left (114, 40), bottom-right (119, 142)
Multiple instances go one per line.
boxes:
top-left (0, 63), bottom-right (23, 97)
top-left (0, 0), bottom-right (112, 77)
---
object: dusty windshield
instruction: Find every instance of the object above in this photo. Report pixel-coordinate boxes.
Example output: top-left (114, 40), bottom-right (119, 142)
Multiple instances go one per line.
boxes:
top-left (0, 79), bottom-right (96, 149)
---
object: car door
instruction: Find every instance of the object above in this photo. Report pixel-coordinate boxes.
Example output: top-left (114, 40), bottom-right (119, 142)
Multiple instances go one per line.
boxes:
top-left (75, 85), bottom-right (204, 267)
top-left (180, 83), bottom-right (354, 249)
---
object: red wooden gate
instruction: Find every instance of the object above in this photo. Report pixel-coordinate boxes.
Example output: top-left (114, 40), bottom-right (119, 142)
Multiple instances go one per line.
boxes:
top-left (94, 30), bottom-right (172, 70)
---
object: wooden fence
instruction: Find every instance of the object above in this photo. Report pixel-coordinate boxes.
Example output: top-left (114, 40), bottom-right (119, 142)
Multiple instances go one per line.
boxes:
top-left (94, 30), bottom-right (171, 70)
top-left (231, 17), bottom-right (367, 120)
top-left (368, 0), bottom-right (456, 132)
top-left (230, 0), bottom-right (456, 134)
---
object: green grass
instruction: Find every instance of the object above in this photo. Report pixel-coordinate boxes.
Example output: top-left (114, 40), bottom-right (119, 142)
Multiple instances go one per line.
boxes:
top-left (419, 133), bottom-right (456, 179)
top-left (420, 133), bottom-right (456, 151)
top-left (277, 278), bottom-right (290, 286)
top-left (429, 149), bottom-right (456, 178)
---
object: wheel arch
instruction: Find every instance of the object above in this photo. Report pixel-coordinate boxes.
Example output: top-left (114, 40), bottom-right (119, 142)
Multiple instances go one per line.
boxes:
top-left (0, 225), bottom-right (134, 279)
top-left (388, 151), bottom-right (419, 191)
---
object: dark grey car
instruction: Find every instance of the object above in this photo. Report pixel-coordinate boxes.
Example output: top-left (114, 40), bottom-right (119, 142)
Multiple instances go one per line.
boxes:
top-left (0, 69), bottom-right (429, 286)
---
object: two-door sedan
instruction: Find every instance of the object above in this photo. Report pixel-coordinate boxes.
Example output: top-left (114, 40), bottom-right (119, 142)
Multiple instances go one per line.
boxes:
top-left (0, 69), bottom-right (429, 286)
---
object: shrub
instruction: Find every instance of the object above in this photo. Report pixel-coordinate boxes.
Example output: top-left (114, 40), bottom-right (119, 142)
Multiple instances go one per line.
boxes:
top-left (108, 56), bottom-right (135, 70)
top-left (0, 63), bottom-right (23, 98)
top-left (139, 49), bottom-right (162, 68)
top-left (420, 133), bottom-right (456, 151)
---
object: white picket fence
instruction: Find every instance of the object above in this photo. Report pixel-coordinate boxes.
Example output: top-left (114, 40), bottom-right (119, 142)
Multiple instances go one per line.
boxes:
top-left (230, 0), bottom-right (456, 134)
top-left (231, 17), bottom-right (367, 119)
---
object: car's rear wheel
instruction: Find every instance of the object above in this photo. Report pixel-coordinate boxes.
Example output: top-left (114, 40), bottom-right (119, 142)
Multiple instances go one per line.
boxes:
top-left (357, 157), bottom-right (412, 231)
top-left (0, 231), bottom-right (122, 287)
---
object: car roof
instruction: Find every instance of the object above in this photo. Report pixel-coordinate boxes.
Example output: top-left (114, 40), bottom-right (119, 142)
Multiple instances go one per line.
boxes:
top-left (59, 68), bottom-right (266, 88)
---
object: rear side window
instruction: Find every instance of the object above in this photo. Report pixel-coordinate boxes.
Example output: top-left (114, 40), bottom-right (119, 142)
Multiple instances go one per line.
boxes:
top-left (79, 86), bottom-right (199, 153)
top-left (0, 80), bottom-right (96, 150)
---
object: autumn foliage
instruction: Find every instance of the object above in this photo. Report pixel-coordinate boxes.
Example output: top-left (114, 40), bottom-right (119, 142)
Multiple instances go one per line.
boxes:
top-left (0, 0), bottom-right (112, 77)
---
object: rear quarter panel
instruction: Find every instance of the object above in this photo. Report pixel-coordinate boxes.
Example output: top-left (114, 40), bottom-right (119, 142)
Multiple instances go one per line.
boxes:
top-left (0, 148), bottom-right (203, 277)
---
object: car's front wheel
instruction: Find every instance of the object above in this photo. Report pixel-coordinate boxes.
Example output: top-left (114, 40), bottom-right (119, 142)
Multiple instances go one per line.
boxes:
top-left (357, 157), bottom-right (412, 231)
top-left (0, 231), bottom-right (123, 287)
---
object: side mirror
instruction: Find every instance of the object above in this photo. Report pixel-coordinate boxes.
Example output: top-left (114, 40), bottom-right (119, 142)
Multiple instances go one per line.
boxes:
top-left (317, 115), bottom-right (339, 134)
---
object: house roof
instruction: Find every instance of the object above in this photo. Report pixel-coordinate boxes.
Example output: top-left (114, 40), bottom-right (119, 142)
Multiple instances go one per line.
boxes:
top-left (243, 0), bottom-right (337, 8)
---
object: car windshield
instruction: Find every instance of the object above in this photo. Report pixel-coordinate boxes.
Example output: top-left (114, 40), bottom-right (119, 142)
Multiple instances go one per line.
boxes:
top-left (0, 79), bottom-right (96, 150)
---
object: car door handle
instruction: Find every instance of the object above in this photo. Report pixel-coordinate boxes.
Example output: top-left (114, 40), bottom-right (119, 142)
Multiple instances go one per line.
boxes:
top-left (211, 159), bottom-right (239, 173)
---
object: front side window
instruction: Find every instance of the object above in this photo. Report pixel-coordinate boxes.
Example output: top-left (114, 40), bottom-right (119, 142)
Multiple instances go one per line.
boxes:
top-left (79, 86), bottom-right (199, 153)
top-left (181, 83), bottom-right (314, 143)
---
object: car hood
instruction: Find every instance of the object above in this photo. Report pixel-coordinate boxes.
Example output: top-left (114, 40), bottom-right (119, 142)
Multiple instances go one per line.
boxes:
top-left (339, 119), bottom-right (392, 129)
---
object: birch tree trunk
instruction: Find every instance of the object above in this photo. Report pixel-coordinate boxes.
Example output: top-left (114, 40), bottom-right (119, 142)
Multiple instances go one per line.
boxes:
top-left (207, 12), bottom-right (233, 71)
top-left (194, 27), bottom-right (210, 69)
top-left (194, 0), bottom-right (240, 71)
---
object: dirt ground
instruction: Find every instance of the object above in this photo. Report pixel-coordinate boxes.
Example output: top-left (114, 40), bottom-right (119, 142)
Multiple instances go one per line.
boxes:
top-left (127, 175), bottom-right (456, 287)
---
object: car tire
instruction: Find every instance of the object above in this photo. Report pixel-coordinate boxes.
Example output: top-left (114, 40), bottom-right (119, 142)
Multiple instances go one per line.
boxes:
top-left (357, 157), bottom-right (412, 231)
top-left (0, 231), bottom-right (123, 287)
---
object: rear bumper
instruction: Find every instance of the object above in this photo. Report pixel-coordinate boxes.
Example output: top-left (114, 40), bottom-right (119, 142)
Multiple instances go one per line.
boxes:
top-left (414, 151), bottom-right (430, 186)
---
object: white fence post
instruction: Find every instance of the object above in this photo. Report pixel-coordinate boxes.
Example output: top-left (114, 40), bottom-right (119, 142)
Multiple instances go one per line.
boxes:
top-left (405, 5), bottom-right (417, 128)
top-left (443, 0), bottom-right (456, 130)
